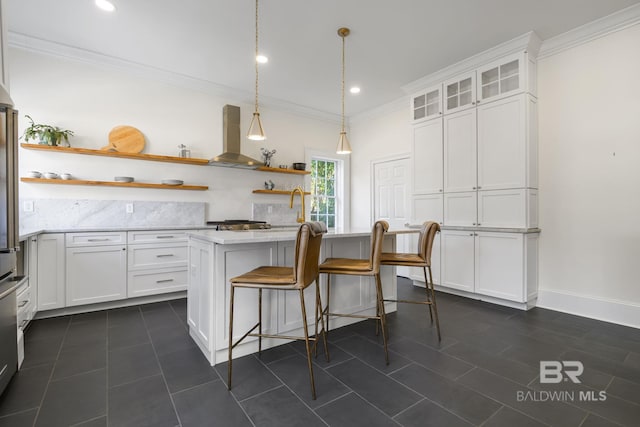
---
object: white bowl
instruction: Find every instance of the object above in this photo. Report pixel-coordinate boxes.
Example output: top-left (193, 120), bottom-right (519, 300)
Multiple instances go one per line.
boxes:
top-left (161, 179), bottom-right (184, 186)
top-left (60, 173), bottom-right (72, 180)
top-left (43, 172), bottom-right (59, 179)
top-left (27, 171), bottom-right (42, 178)
top-left (114, 176), bottom-right (134, 183)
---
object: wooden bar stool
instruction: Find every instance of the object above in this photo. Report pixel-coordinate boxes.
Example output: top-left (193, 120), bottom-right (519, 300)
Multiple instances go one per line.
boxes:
top-left (227, 222), bottom-right (328, 399)
top-left (381, 221), bottom-right (441, 340)
top-left (319, 220), bottom-right (390, 364)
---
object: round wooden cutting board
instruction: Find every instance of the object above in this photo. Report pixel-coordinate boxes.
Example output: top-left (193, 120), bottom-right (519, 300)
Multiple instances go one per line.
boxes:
top-left (102, 126), bottom-right (145, 153)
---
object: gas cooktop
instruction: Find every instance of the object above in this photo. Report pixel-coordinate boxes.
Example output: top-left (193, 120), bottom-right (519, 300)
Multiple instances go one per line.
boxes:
top-left (206, 220), bottom-right (271, 231)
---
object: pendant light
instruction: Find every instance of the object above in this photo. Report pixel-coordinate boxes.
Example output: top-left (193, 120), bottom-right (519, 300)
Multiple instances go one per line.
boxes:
top-left (247, 0), bottom-right (266, 140)
top-left (336, 27), bottom-right (352, 154)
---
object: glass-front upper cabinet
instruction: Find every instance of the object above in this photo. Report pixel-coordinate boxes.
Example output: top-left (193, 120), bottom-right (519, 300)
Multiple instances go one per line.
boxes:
top-left (477, 52), bottom-right (536, 103)
top-left (411, 84), bottom-right (442, 123)
top-left (443, 71), bottom-right (476, 115)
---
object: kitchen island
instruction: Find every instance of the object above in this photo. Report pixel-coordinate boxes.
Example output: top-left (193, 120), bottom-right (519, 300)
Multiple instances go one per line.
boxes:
top-left (187, 227), bottom-right (413, 365)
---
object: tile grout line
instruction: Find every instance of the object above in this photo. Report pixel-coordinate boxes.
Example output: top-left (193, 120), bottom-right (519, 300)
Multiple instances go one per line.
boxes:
top-left (209, 359), bottom-right (258, 427)
top-left (141, 302), bottom-right (185, 427)
top-left (30, 316), bottom-right (73, 427)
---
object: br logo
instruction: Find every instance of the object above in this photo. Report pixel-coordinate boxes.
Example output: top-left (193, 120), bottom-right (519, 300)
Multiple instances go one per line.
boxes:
top-left (540, 361), bottom-right (584, 383)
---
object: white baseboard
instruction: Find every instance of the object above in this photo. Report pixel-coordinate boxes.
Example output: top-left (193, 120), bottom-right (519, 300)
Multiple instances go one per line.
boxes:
top-left (536, 289), bottom-right (640, 329)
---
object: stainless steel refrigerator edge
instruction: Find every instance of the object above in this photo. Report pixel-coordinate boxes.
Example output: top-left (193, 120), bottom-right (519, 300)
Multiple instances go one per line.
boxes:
top-left (0, 81), bottom-right (19, 397)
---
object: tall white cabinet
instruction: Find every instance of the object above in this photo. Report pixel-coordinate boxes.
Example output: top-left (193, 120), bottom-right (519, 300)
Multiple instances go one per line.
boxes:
top-left (408, 33), bottom-right (541, 309)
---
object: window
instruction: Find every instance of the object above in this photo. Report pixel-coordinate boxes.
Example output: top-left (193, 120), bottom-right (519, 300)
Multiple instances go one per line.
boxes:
top-left (310, 158), bottom-right (338, 228)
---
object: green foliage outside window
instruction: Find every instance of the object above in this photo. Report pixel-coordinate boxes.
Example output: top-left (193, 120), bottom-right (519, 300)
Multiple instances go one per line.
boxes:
top-left (310, 159), bottom-right (337, 228)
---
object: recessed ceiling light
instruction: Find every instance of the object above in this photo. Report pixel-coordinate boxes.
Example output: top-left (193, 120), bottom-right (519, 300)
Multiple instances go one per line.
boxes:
top-left (256, 55), bottom-right (268, 64)
top-left (95, 0), bottom-right (116, 12)
top-left (350, 86), bottom-right (361, 94)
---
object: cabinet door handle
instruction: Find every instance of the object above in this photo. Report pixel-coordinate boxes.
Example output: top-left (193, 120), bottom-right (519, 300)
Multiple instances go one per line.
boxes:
top-left (469, 233), bottom-right (474, 236)
top-left (472, 187), bottom-right (477, 190)
top-left (477, 186), bottom-right (482, 189)
top-left (156, 254), bottom-right (174, 258)
top-left (156, 236), bottom-right (174, 239)
top-left (477, 223), bottom-right (481, 226)
top-left (472, 223), bottom-right (476, 226)
top-left (18, 300), bottom-right (28, 308)
top-left (439, 189), bottom-right (443, 192)
top-left (88, 238), bottom-right (110, 242)
top-left (156, 279), bottom-right (174, 284)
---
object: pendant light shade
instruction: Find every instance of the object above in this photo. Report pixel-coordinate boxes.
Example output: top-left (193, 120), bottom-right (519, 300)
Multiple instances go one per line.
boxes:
top-left (336, 131), bottom-right (352, 154)
top-left (247, 112), bottom-right (265, 141)
top-left (247, 0), bottom-right (266, 141)
top-left (336, 27), bottom-right (351, 154)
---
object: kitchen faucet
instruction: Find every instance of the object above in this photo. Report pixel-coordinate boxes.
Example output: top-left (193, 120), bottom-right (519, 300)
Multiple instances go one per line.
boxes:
top-left (289, 186), bottom-right (306, 223)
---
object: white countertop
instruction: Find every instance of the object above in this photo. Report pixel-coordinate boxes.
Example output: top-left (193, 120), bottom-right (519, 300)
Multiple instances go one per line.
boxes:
top-left (187, 226), bottom-right (418, 245)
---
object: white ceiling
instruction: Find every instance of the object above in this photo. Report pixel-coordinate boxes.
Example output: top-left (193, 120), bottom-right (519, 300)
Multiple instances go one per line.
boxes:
top-left (6, 0), bottom-right (640, 116)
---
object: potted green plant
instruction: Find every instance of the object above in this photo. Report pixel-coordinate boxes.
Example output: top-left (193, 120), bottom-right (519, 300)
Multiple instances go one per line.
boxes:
top-left (21, 115), bottom-right (74, 147)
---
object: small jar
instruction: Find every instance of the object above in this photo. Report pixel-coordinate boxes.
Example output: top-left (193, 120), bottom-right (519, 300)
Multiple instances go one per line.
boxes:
top-left (178, 144), bottom-right (191, 158)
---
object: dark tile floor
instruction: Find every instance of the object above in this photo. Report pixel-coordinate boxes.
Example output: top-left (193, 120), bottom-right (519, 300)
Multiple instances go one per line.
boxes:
top-left (1, 278), bottom-right (639, 426)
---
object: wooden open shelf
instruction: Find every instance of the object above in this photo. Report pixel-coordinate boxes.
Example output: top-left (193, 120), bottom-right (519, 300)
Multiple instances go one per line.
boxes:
top-left (21, 177), bottom-right (208, 191)
top-left (252, 189), bottom-right (310, 195)
top-left (256, 166), bottom-right (310, 175)
top-left (20, 143), bottom-right (210, 165)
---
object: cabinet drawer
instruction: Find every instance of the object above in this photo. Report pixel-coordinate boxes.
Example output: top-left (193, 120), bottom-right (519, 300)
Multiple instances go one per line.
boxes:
top-left (66, 232), bottom-right (127, 247)
top-left (128, 244), bottom-right (188, 270)
top-left (128, 268), bottom-right (188, 298)
top-left (127, 230), bottom-right (189, 244)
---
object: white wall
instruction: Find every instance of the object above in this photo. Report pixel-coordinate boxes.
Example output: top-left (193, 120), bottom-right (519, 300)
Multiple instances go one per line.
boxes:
top-left (537, 23), bottom-right (640, 320)
top-left (349, 107), bottom-right (411, 226)
top-left (10, 48), bottom-right (338, 221)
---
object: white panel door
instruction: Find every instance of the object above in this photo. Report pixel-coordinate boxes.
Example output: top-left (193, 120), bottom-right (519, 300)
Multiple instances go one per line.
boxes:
top-left (477, 94), bottom-right (526, 190)
top-left (412, 118), bottom-right (443, 195)
top-left (475, 232), bottom-right (524, 302)
top-left (440, 230), bottom-right (475, 292)
top-left (444, 191), bottom-right (477, 226)
top-left (444, 109), bottom-right (477, 193)
top-left (375, 157), bottom-right (410, 275)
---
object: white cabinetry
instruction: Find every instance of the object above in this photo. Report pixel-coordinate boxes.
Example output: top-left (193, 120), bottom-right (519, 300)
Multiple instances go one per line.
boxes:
top-left (412, 119), bottom-right (443, 195)
top-left (37, 233), bottom-right (65, 311)
top-left (477, 51), bottom-right (537, 103)
top-left (66, 232), bottom-right (127, 306)
top-left (444, 71), bottom-right (476, 114)
top-left (411, 84), bottom-right (443, 123)
top-left (409, 194), bottom-right (442, 285)
top-left (444, 108), bottom-right (477, 193)
top-left (127, 230), bottom-right (189, 297)
top-left (477, 189), bottom-right (538, 229)
top-left (188, 238), bottom-right (214, 353)
top-left (444, 192), bottom-right (477, 226)
top-left (477, 94), bottom-right (537, 190)
top-left (441, 230), bottom-right (538, 305)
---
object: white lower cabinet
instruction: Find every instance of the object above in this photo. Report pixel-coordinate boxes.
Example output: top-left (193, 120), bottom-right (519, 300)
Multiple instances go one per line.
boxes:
top-left (440, 230), bottom-right (538, 305)
top-left (441, 230), bottom-right (475, 292)
top-left (66, 242), bottom-right (127, 306)
top-left (36, 233), bottom-right (65, 311)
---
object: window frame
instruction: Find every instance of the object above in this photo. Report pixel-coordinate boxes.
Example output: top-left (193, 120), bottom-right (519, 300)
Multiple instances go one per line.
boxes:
top-left (305, 149), bottom-right (350, 230)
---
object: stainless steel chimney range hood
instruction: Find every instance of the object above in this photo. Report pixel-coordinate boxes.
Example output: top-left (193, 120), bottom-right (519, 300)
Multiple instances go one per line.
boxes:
top-left (209, 105), bottom-right (261, 169)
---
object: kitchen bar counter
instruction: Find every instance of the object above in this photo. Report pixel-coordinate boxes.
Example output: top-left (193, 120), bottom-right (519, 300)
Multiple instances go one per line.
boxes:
top-left (187, 227), bottom-right (406, 365)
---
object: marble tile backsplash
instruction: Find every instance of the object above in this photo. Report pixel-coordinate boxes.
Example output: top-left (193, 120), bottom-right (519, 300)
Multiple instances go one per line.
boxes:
top-left (253, 203), bottom-right (299, 226)
top-left (20, 199), bottom-right (205, 231)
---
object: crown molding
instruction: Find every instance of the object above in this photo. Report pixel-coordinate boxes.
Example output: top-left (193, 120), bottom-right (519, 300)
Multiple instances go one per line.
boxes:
top-left (350, 96), bottom-right (407, 125)
top-left (8, 32), bottom-right (342, 124)
top-left (401, 31), bottom-right (541, 95)
top-left (539, 3), bottom-right (640, 59)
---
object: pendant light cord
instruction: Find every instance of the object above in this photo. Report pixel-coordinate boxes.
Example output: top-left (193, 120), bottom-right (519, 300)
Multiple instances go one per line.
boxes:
top-left (341, 31), bottom-right (345, 133)
top-left (254, 0), bottom-right (259, 113)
